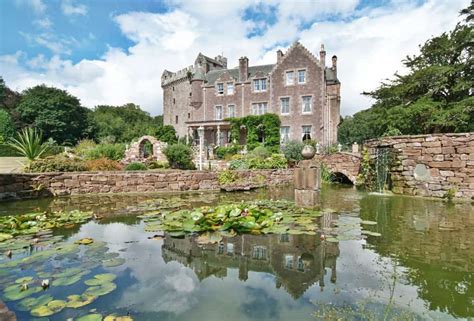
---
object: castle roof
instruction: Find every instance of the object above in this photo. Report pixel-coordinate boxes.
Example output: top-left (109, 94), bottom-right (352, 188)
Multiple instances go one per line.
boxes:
top-left (204, 64), bottom-right (275, 86)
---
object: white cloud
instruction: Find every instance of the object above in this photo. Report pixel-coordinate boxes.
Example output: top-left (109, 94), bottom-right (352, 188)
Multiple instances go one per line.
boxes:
top-left (15, 0), bottom-right (46, 14)
top-left (61, 0), bottom-right (88, 16)
top-left (1, 0), bottom-right (470, 117)
top-left (33, 17), bottom-right (52, 29)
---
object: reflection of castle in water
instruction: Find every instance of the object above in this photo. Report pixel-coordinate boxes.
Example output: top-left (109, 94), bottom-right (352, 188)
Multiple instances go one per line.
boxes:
top-left (162, 232), bottom-right (340, 299)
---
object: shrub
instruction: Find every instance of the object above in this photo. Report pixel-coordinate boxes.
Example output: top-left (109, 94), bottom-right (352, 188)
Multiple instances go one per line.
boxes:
top-left (85, 158), bottom-right (122, 171)
top-left (229, 153), bottom-right (287, 170)
top-left (146, 160), bottom-right (170, 169)
top-left (163, 143), bottom-right (195, 170)
top-left (249, 146), bottom-right (271, 159)
top-left (74, 139), bottom-right (97, 155)
top-left (0, 109), bottom-right (15, 143)
top-left (125, 162), bottom-right (147, 171)
top-left (82, 143), bottom-right (125, 161)
top-left (27, 155), bottom-right (87, 173)
top-left (217, 169), bottom-right (240, 185)
top-left (281, 140), bottom-right (304, 162)
top-left (215, 145), bottom-right (241, 160)
top-left (0, 144), bottom-right (21, 156)
top-left (8, 127), bottom-right (49, 161)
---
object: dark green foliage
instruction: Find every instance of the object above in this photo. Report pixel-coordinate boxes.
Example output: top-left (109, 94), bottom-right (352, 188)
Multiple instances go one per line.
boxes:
top-left (81, 144), bottom-right (125, 161)
top-left (155, 125), bottom-right (177, 144)
top-left (146, 160), bottom-right (170, 169)
top-left (0, 144), bottom-right (21, 156)
top-left (338, 8), bottom-right (473, 144)
top-left (89, 103), bottom-right (159, 143)
top-left (0, 109), bottom-right (15, 143)
top-left (27, 155), bottom-right (87, 173)
top-left (229, 154), bottom-right (287, 170)
top-left (215, 145), bottom-right (241, 159)
top-left (281, 140), bottom-right (304, 162)
top-left (229, 114), bottom-right (281, 152)
top-left (125, 162), bottom-right (147, 171)
top-left (163, 143), bottom-right (195, 169)
top-left (217, 169), bottom-right (240, 185)
top-left (16, 85), bottom-right (91, 145)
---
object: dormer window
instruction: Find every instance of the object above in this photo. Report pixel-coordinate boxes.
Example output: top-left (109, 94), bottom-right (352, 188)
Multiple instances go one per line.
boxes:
top-left (298, 70), bottom-right (306, 83)
top-left (217, 83), bottom-right (224, 95)
top-left (253, 79), bottom-right (267, 92)
top-left (227, 82), bottom-right (234, 95)
top-left (285, 71), bottom-right (294, 85)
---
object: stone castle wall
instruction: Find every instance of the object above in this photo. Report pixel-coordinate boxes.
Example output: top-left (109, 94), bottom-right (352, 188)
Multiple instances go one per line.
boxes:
top-left (365, 133), bottom-right (473, 199)
top-left (0, 169), bottom-right (293, 201)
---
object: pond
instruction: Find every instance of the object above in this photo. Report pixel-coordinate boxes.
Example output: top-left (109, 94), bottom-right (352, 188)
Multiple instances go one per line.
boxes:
top-left (0, 185), bottom-right (472, 321)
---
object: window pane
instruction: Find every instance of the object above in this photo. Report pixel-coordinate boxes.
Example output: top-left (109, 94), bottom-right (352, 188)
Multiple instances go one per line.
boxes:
top-left (298, 70), bottom-right (306, 83)
top-left (280, 98), bottom-right (289, 114)
top-left (217, 83), bottom-right (224, 94)
top-left (261, 79), bottom-right (267, 90)
top-left (227, 82), bottom-right (234, 94)
top-left (280, 126), bottom-right (290, 143)
top-left (216, 106), bottom-right (222, 120)
top-left (302, 96), bottom-right (312, 112)
top-left (228, 105), bottom-right (235, 118)
top-left (302, 126), bottom-right (312, 141)
top-left (286, 71), bottom-right (294, 85)
top-left (254, 80), bottom-right (260, 91)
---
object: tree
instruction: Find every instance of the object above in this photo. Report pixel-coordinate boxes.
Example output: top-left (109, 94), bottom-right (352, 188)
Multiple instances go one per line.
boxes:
top-left (155, 125), bottom-right (177, 144)
top-left (16, 85), bottom-right (91, 145)
top-left (0, 109), bottom-right (15, 143)
top-left (339, 5), bottom-right (473, 144)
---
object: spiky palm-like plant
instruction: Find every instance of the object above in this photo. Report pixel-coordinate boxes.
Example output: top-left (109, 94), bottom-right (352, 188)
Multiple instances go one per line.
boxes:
top-left (8, 127), bottom-right (49, 161)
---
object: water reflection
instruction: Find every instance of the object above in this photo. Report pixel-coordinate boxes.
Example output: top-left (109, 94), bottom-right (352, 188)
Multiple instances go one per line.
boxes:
top-left (162, 233), bottom-right (339, 299)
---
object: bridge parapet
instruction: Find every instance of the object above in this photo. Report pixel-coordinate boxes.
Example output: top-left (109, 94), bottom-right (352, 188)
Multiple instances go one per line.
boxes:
top-left (315, 152), bottom-right (361, 184)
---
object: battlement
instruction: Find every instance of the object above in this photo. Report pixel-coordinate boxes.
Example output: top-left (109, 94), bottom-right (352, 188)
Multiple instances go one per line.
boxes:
top-left (161, 65), bottom-right (195, 87)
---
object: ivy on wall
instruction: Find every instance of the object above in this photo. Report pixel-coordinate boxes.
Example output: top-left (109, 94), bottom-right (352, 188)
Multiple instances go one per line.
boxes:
top-left (228, 114), bottom-right (281, 152)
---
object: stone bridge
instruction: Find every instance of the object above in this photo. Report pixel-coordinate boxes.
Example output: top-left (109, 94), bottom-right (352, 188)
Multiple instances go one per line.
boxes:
top-left (316, 152), bottom-right (362, 184)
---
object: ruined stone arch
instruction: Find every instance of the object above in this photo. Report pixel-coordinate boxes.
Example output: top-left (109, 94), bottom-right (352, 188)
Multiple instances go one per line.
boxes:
top-left (123, 136), bottom-right (168, 163)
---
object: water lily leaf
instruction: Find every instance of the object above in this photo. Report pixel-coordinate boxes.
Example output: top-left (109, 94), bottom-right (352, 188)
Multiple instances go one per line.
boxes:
top-left (84, 282), bottom-right (117, 297)
top-left (361, 230), bottom-right (382, 237)
top-left (76, 313), bottom-right (103, 321)
top-left (30, 300), bottom-right (66, 317)
top-left (15, 294), bottom-right (53, 311)
top-left (104, 314), bottom-right (133, 321)
top-left (15, 276), bottom-right (34, 284)
top-left (0, 233), bottom-right (13, 242)
top-left (167, 231), bottom-right (185, 238)
top-left (102, 257), bottom-right (126, 268)
top-left (196, 232), bottom-right (222, 245)
top-left (3, 285), bottom-right (42, 301)
top-left (65, 294), bottom-right (97, 308)
top-left (53, 270), bottom-right (89, 286)
top-left (326, 237), bottom-right (339, 243)
top-left (75, 238), bottom-right (94, 245)
top-left (84, 273), bottom-right (116, 286)
top-left (360, 220), bottom-right (377, 225)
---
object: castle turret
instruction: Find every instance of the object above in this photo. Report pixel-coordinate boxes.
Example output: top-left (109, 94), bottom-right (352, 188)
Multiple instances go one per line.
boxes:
top-left (319, 44), bottom-right (326, 67)
top-left (190, 67), bottom-right (204, 108)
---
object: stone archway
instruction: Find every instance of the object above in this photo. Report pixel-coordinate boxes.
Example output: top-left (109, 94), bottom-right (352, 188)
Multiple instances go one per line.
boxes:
top-left (123, 136), bottom-right (167, 163)
top-left (316, 152), bottom-right (361, 185)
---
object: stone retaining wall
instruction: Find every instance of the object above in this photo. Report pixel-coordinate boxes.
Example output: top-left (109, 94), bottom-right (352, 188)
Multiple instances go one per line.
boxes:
top-left (365, 133), bottom-right (473, 199)
top-left (0, 169), bottom-right (294, 201)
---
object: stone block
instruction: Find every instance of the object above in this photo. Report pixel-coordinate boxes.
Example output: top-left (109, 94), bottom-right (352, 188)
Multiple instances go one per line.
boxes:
top-left (422, 141), bottom-right (441, 147)
top-left (440, 170), bottom-right (454, 177)
top-left (442, 147), bottom-right (455, 154)
top-left (424, 147), bottom-right (442, 154)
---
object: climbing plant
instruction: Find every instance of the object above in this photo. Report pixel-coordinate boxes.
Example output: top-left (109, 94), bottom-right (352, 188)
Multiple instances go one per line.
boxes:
top-left (228, 114), bottom-right (281, 152)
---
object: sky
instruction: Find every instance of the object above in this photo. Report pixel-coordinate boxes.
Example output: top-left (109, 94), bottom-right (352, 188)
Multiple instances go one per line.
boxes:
top-left (0, 0), bottom-right (469, 116)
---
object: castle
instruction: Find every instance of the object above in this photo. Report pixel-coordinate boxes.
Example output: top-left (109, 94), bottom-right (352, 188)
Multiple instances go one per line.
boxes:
top-left (161, 42), bottom-right (340, 146)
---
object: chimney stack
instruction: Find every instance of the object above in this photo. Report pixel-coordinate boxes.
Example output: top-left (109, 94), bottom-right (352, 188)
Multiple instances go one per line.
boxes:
top-left (332, 55), bottom-right (337, 69)
top-left (277, 50), bottom-right (284, 63)
top-left (239, 56), bottom-right (249, 82)
top-left (319, 44), bottom-right (326, 67)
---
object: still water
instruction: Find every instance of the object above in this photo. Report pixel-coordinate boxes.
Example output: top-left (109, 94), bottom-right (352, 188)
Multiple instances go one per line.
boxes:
top-left (0, 185), bottom-right (472, 321)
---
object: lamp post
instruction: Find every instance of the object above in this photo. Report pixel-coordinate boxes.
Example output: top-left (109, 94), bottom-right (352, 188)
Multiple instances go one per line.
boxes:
top-left (198, 126), bottom-right (204, 171)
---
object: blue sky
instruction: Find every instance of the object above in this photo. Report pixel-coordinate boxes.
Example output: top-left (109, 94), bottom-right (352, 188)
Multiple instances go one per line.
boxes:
top-left (0, 0), bottom-right (468, 115)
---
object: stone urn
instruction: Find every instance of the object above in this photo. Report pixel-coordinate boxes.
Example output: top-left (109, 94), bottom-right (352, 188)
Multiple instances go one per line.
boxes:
top-left (301, 145), bottom-right (316, 160)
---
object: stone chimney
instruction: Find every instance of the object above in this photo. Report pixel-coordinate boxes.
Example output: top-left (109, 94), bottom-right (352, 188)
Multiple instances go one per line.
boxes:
top-left (277, 50), bottom-right (284, 63)
top-left (239, 56), bottom-right (249, 82)
top-left (332, 55), bottom-right (337, 77)
top-left (215, 55), bottom-right (227, 68)
top-left (319, 44), bottom-right (326, 67)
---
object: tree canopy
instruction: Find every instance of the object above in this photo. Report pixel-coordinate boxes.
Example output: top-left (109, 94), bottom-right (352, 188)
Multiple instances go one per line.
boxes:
top-left (338, 5), bottom-right (473, 144)
top-left (16, 85), bottom-right (92, 145)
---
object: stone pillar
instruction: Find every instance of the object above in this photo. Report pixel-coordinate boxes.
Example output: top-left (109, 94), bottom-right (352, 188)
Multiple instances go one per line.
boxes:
top-left (352, 142), bottom-right (359, 154)
top-left (294, 145), bottom-right (321, 207)
top-left (217, 125), bottom-right (221, 146)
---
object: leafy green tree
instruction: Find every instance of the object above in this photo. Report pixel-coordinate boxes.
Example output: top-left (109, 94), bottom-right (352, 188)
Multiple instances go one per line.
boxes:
top-left (339, 5), bottom-right (473, 144)
top-left (16, 85), bottom-right (91, 145)
top-left (0, 109), bottom-right (15, 143)
top-left (163, 143), bottom-right (195, 169)
top-left (155, 125), bottom-right (177, 144)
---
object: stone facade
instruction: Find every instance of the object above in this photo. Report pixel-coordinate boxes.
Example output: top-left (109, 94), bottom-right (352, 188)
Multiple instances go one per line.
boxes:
top-left (0, 169), bottom-right (293, 201)
top-left (123, 136), bottom-right (167, 164)
top-left (161, 42), bottom-right (340, 146)
top-left (365, 133), bottom-right (474, 199)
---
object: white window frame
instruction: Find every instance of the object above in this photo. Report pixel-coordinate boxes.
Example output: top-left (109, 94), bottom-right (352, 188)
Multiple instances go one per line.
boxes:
top-left (217, 83), bottom-right (224, 95)
top-left (285, 71), bottom-right (294, 86)
top-left (215, 105), bottom-right (223, 120)
top-left (298, 69), bottom-right (306, 84)
top-left (302, 95), bottom-right (312, 113)
top-left (253, 78), bottom-right (267, 92)
top-left (252, 102), bottom-right (267, 115)
top-left (227, 82), bottom-right (234, 95)
top-left (280, 97), bottom-right (290, 115)
top-left (227, 104), bottom-right (236, 118)
top-left (302, 125), bottom-right (312, 141)
top-left (280, 126), bottom-right (290, 144)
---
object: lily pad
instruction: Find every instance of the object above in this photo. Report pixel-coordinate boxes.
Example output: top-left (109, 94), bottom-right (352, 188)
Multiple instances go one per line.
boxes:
top-left (84, 273), bottom-right (116, 286)
top-left (360, 220), bottom-right (377, 225)
top-left (75, 238), bottom-right (94, 245)
top-left (104, 314), bottom-right (134, 321)
top-left (3, 285), bottom-right (42, 301)
top-left (15, 294), bottom-right (53, 311)
top-left (0, 233), bottom-right (13, 242)
top-left (102, 257), bottom-right (126, 268)
top-left (84, 282), bottom-right (117, 297)
top-left (53, 270), bottom-right (90, 286)
top-left (30, 299), bottom-right (66, 317)
top-left (76, 313), bottom-right (103, 321)
top-left (361, 230), bottom-right (382, 237)
top-left (15, 276), bottom-right (34, 284)
top-left (65, 294), bottom-right (97, 308)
